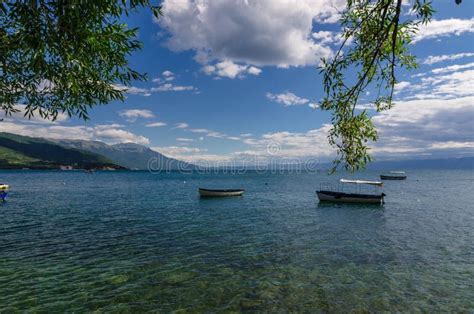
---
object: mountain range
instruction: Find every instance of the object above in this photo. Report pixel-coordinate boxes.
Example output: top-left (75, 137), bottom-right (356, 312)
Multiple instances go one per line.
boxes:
top-left (0, 132), bottom-right (472, 171)
top-left (0, 132), bottom-right (194, 170)
top-left (0, 132), bottom-right (123, 170)
top-left (57, 139), bottom-right (194, 171)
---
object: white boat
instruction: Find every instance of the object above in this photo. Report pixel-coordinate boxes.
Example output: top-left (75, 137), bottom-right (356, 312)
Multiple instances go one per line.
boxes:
top-left (199, 188), bottom-right (245, 197)
top-left (317, 179), bottom-right (385, 204)
top-left (339, 179), bottom-right (383, 186)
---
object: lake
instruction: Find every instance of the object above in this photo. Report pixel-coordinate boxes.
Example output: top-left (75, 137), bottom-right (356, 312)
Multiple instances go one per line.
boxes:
top-left (0, 170), bottom-right (473, 311)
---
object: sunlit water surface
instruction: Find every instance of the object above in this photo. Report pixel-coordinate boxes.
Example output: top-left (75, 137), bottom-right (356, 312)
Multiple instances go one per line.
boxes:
top-left (0, 170), bottom-right (473, 312)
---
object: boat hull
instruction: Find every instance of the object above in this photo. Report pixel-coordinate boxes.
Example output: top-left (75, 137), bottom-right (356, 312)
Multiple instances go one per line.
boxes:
top-left (380, 175), bottom-right (406, 180)
top-left (199, 188), bottom-right (245, 197)
top-left (317, 190), bottom-right (384, 204)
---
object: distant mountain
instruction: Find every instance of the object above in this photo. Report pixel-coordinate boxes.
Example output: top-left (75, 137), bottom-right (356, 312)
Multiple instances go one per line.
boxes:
top-left (57, 140), bottom-right (195, 171)
top-left (0, 132), bottom-right (123, 170)
top-left (366, 157), bottom-right (474, 170)
top-left (206, 157), bottom-right (474, 171)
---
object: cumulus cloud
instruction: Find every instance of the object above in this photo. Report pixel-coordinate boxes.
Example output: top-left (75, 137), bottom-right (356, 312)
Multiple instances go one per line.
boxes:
top-left (119, 109), bottom-right (155, 122)
top-left (372, 96), bottom-right (474, 157)
top-left (202, 60), bottom-right (261, 79)
top-left (414, 18), bottom-right (474, 42)
top-left (266, 92), bottom-right (310, 106)
top-left (235, 124), bottom-right (334, 160)
top-left (151, 146), bottom-right (233, 165)
top-left (308, 103), bottom-right (320, 110)
top-left (422, 52), bottom-right (474, 65)
top-left (395, 67), bottom-right (474, 100)
top-left (312, 30), bottom-right (344, 45)
top-left (157, 0), bottom-right (342, 74)
top-left (421, 69), bottom-right (474, 98)
top-left (394, 81), bottom-right (411, 94)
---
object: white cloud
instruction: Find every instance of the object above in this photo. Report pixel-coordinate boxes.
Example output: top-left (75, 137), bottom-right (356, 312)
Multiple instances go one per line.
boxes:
top-left (266, 92), bottom-right (310, 106)
top-left (114, 84), bottom-right (151, 97)
top-left (0, 122), bottom-right (150, 145)
top-left (189, 128), bottom-right (211, 134)
top-left (2, 104), bottom-right (69, 124)
top-left (247, 66), bottom-right (262, 75)
top-left (394, 81), bottom-right (411, 94)
top-left (414, 18), bottom-right (474, 42)
top-left (308, 103), bottom-right (319, 110)
top-left (173, 122), bottom-right (244, 142)
top-left (176, 137), bottom-right (194, 142)
top-left (152, 146), bottom-right (206, 155)
top-left (119, 109), bottom-right (155, 122)
top-left (206, 131), bottom-right (226, 138)
top-left (396, 67), bottom-right (474, 100)
top-left (202, 60), bottom-right (261, 79)
top-left (145, 122), bottom-right (167, 127)
top-left (158, 0), bottom-right (341, 71)
top-left (151, 83), bottom-right (196, 92)
top-left (235, 124), bottom-right (334, 160)
top-left (93, 125), bottom-right (150, 145)
top-left (371, 96), bottom-right (474, 157)
top-left (422, 52), bottom-right (474, 65)
top-left (312, 30), bottom-right (344, 45)
top-left (174, 122), bottom-right (189, 129)
top-left (116, 70), bottom-right (197, 95)
top-left (431, 62), bottom-right (474, 75)
top-left (151, 146), bottom-right (235, 165)
top-left (421, 69), bottom-right (474, 98)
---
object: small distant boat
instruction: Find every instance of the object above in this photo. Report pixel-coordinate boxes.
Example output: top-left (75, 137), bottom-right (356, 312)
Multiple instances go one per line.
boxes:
top-left (199, 188), bottom-right (245, 197)
top-left (317, 179), bottom-right (385, 204)
top-left (0, 184), bottom-right (9, 202)
top-left (380, 171), bottom-right (407, 180)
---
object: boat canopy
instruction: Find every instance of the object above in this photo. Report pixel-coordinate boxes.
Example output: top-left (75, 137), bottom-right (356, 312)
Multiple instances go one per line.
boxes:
top-left (389, 171), bottom-right (405, 174)
top-left (340, 179), bottom-right (383, 186)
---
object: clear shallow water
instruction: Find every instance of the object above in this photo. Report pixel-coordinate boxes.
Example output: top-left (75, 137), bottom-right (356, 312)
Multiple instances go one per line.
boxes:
top-left (0, 170), bottom-right (473, 312)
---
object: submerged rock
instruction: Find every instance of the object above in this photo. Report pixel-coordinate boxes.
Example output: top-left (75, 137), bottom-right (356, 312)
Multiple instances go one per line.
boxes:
top-left (108, 274), bottom-right (129, 285)
top-left (164, 271), bottom-right (197, 285)
top-left (240, 298), bottom-right (262, 310)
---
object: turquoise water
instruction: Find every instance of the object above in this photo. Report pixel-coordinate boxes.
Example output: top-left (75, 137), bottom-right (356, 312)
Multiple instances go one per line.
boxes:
top-left (1, 170), bottom-right (473, 312)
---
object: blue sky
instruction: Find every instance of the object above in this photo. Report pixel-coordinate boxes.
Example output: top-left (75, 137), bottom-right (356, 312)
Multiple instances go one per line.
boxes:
top-left (3, 0), bottom-right (474, 165)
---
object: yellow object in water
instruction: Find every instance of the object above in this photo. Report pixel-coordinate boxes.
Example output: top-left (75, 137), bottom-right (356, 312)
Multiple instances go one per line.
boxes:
top-left (0, 184), bottom-right (9, 191)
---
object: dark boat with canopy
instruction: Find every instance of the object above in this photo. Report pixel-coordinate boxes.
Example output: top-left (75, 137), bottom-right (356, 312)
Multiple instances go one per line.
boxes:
top-left (317, 179), bottom-right (385, 204)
